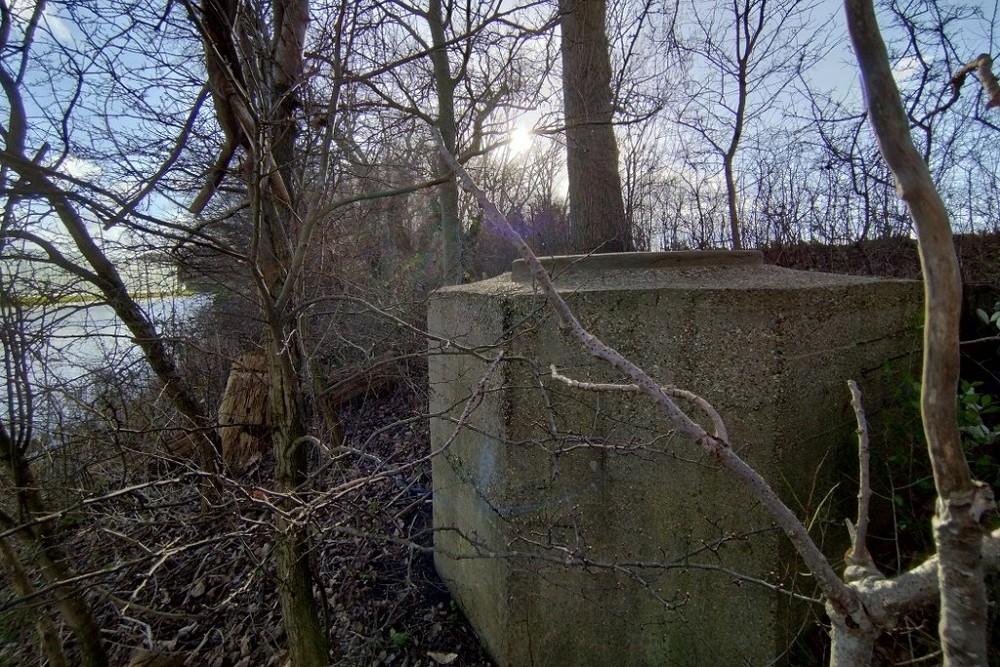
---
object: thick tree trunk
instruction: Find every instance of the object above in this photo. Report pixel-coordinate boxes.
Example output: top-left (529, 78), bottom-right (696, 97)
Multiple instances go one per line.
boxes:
top-left (559, 0), bottom-right (632, 253)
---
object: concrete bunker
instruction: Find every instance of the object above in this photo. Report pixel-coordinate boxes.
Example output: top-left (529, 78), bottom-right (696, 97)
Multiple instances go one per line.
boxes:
top-left (427, 251), bottom-right (921, 666)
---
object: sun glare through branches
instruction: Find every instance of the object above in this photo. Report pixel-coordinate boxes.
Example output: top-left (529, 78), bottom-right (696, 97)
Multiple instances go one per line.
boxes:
top-left (508, 121), bottom-right (535, 156)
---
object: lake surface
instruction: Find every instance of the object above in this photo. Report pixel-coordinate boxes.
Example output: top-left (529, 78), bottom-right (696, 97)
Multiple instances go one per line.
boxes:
top-left (1, 294), bottom-right (209, 436)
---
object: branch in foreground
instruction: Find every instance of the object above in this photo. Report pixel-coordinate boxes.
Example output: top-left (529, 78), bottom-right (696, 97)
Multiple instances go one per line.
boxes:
top-left (847, 0), bottom-right (996, 661)
top-left (549, 364), bottom-right (729, 441)
top-left (952, 54), bottom-right (1000, 110)
top-left (845, 379), bottom-right (877, 579)
top-left (433, 133), bottom-right (862, 622)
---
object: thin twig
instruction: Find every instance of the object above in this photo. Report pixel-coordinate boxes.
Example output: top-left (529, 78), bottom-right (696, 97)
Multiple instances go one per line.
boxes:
top-left (846, 380), bottom-right (877, 577)
top-left (549, 364), bottom-right (729, 441)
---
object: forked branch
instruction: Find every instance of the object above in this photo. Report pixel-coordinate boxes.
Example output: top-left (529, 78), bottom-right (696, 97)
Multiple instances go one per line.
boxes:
top-left (549, 364), bottom-right (729, 441)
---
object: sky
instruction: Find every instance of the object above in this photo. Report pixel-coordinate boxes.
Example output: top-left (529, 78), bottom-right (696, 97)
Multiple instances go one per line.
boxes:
top-left (5, 0), bottom-right (999, 266)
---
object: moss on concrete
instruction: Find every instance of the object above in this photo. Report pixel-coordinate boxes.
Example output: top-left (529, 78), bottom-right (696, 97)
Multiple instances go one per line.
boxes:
top-left (429, 252), bottom-right (922, 666)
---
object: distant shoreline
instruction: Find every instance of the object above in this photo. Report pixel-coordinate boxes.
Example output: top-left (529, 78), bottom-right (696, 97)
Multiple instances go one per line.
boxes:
top-left (2, 289), bottom-right (199, 308)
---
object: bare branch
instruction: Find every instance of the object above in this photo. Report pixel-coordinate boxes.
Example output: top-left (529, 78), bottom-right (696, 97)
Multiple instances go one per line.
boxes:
top-left (549, 364), bottom-right (729, 441)
top-left (845, 379), bottom-right (877, 579)
top-left (846, 0), bottom-right (997, 660)
top-left (951, 54), bottom-right (1000, 110)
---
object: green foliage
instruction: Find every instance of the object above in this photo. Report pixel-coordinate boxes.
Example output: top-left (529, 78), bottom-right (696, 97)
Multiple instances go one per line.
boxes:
top-left (389, 628), bottom-right (410, 647)
top-left (890, 374), bottom-right (1000, 489)
top-left (976, 301), bottom-right (1000, 333)
top-left (882, 338), bottom-right (1000, 561)
top-left (957, 380), bottom-right (1000, 486)
top-left (882, 363), bottom-right (935, 550)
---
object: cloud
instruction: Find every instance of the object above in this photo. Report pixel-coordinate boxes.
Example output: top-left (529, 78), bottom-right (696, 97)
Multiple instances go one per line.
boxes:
top-left (9, 0), bottom-right (75, 45)
top-left (42, 10), bottom-right (74, 44)
top-left (60, 155), bottom-right (102, 180)
top-left (893, 56), bottom-right (924, 83)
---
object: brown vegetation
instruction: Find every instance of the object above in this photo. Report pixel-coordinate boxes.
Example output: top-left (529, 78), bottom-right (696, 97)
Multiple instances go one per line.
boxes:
top-left (763, 232), bottom-right (1000, 287)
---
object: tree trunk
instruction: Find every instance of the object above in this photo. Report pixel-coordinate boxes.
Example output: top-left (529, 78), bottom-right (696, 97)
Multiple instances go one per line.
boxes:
top-left (559, 0), bottom-right (632, 253)
top-left (722, 155), bottom-right (743, 250)
top-left (0, 430), bottom-right (108, 667)
top-left (267, 338), bottom-right (330, 667)
top-left (845, 0), bottom-right (994, 663)
top-left (253, 0), bottom-right (332, 662)
top-left (34, 546), bottom-right (108, 667)
top-left (0, 537), bottom-right (70, 667)
top-left (429, 0), bottom-right (464, 285)
top-left (720, 0), bottom-right (759, 251)
top-left (827, 600), bottom-right (878, 667)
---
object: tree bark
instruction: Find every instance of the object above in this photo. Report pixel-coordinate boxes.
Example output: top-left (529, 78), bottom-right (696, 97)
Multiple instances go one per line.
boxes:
top-left (428, 0), bottom-right (464, 285)
top-left (559, 0), bottom-right (633, 253)
top-left (251, 0), bottom-right (331, 662)
top-left (0, 537), bottom-right (70, 667)
top-left (845, 0), bottom-right (994, 663)
top-left (266, 337), bottom-right (330, 667)
top-left (0, 430), bottom-right (108, 667)
top-left (827, 601), bottom-right (879, 667)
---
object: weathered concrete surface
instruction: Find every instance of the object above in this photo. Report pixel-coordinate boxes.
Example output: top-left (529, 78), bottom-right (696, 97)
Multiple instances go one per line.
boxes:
top-left (428, 251), bottom-right (922, 666)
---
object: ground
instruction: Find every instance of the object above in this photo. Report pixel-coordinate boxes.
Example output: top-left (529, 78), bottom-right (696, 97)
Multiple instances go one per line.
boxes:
top-left (0, 376), bottom-right (493, 667)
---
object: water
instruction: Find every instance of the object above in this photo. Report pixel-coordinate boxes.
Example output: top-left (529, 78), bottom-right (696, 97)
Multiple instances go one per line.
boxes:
top-left (1, 294), bottom-right (210, 437)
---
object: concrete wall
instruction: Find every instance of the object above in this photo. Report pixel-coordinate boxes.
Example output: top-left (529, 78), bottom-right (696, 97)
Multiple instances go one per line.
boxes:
top-left (428, 252), bottom-right (922, 666)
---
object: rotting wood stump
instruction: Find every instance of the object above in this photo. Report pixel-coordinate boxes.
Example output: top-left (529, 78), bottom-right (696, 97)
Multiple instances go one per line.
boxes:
top-left (219, 352), bottom-right (271, 469)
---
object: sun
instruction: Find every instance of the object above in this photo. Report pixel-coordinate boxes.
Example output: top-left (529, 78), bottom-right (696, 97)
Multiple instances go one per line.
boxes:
top-left (508, 123), bottom-right (535, 156)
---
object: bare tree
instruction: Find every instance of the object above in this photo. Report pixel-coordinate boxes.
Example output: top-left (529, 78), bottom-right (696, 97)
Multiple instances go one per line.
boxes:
top-left (184, 0), bottom-right (334, 660)
top-left (339, 0), bottom-right (554, 285)
top-left (668, 0), bottom-right (828, 249)
top-left (798, 0), bottom-right (1000, 245)
top-left (427, 0), bottom-right (465, 285)
top-left (0, 0), bottom-right (221, 475)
